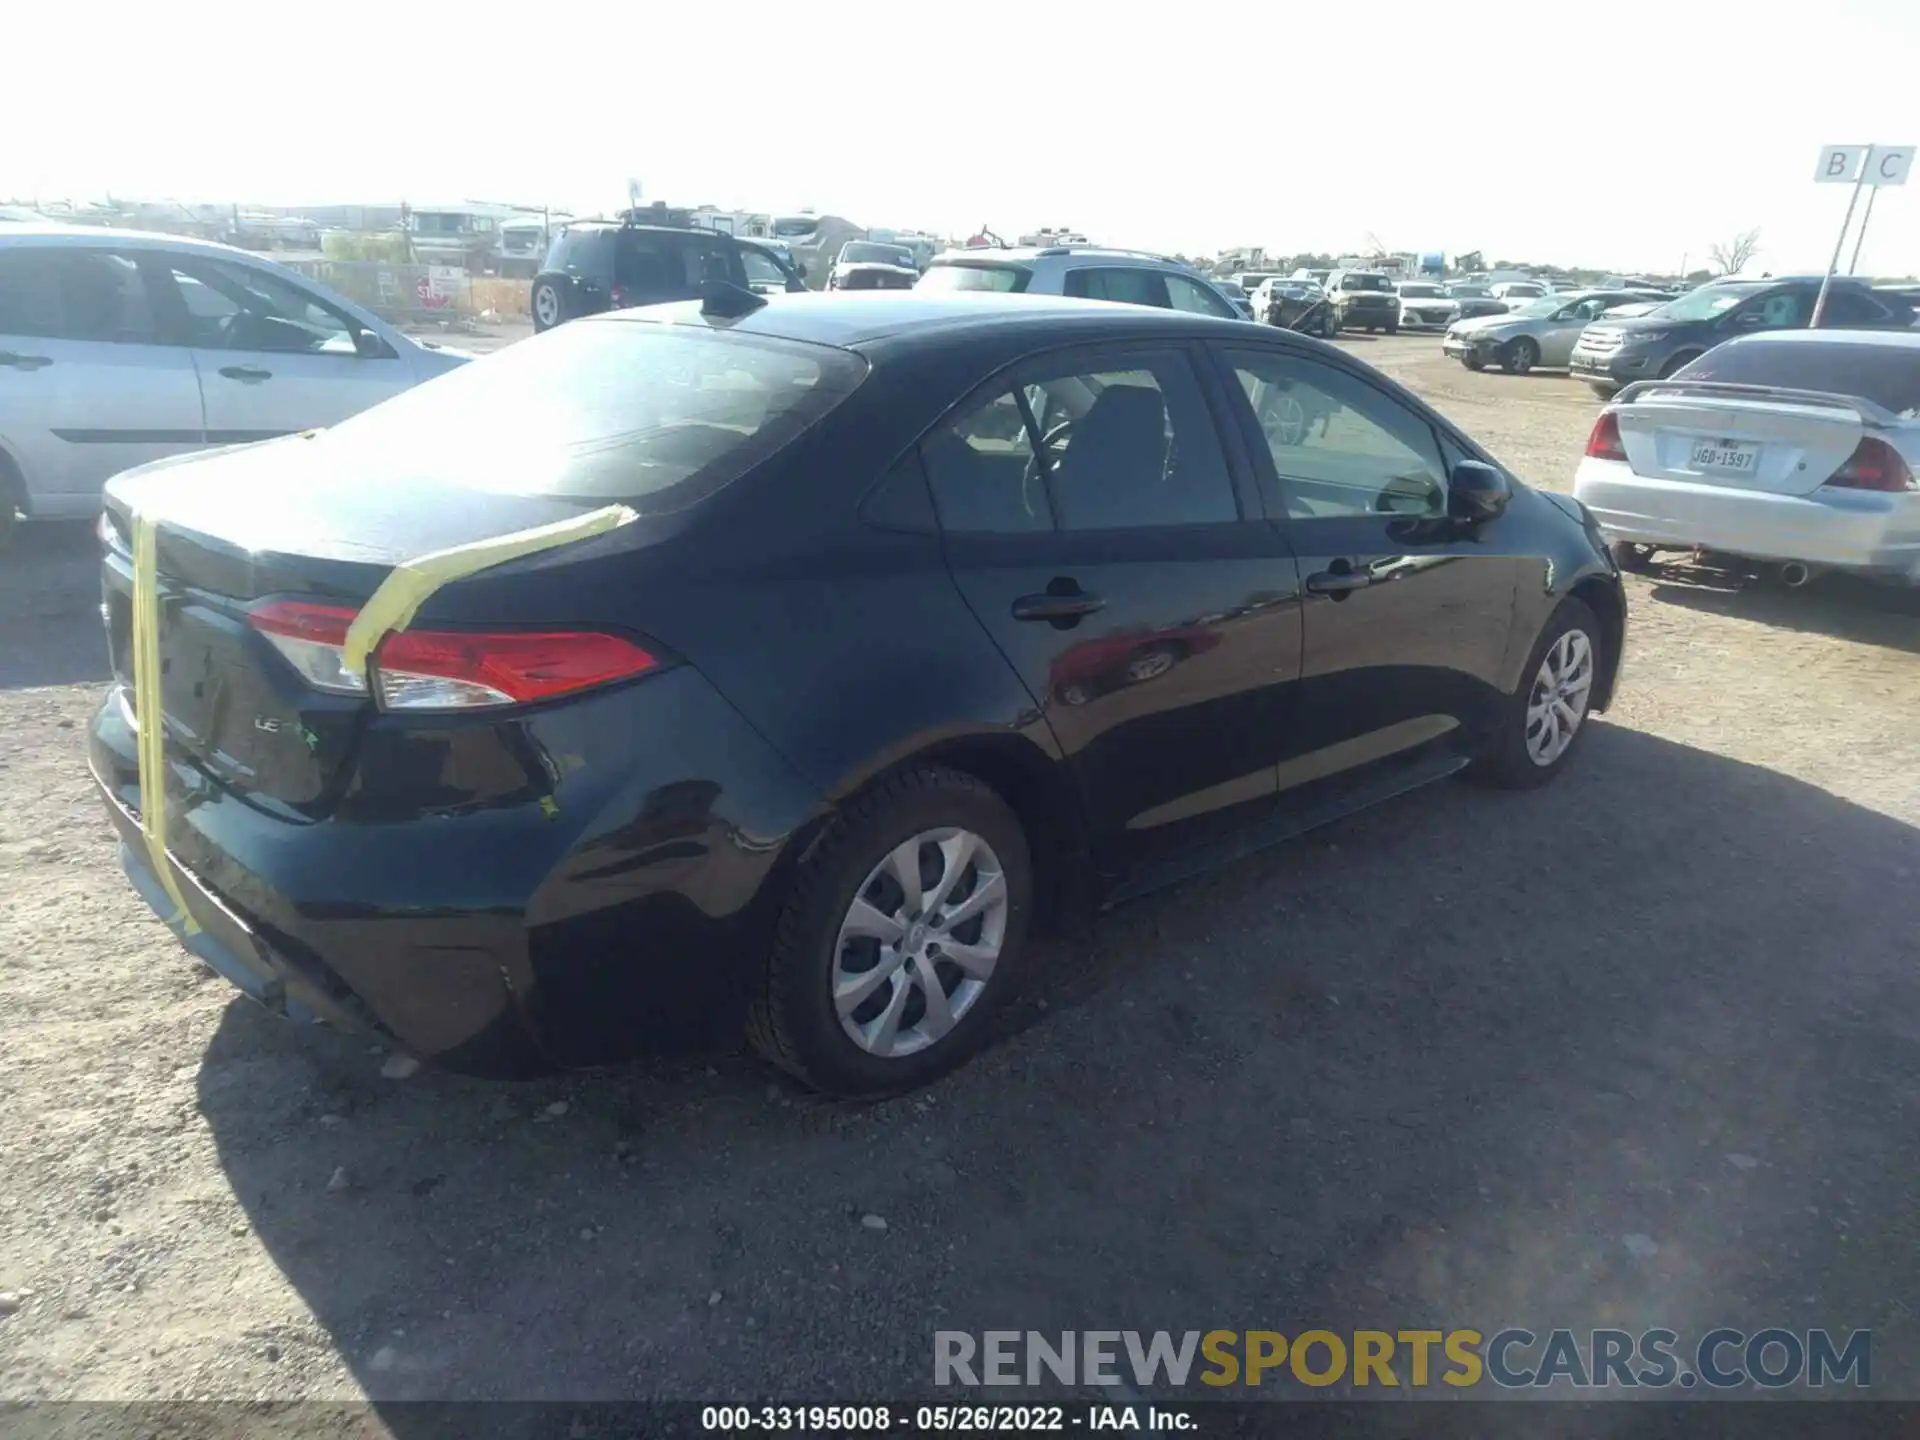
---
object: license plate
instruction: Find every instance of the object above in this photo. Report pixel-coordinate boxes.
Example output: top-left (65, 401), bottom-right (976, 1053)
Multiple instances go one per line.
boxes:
top-left (1689, 440), bottom-right (1759, 474)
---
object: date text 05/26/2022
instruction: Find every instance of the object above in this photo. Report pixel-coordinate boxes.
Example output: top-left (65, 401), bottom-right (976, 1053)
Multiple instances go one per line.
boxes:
top-left (700, 1405), bottom-right (1191, 1432)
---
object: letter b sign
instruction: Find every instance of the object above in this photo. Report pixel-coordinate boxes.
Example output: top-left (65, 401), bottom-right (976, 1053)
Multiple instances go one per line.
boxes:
top-left (1814, 145), bottom-right (1867, 183)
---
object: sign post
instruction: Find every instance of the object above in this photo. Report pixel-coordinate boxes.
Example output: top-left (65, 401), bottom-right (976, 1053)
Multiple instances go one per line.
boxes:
top-left (1811, 144), bottom-right (1912, 326)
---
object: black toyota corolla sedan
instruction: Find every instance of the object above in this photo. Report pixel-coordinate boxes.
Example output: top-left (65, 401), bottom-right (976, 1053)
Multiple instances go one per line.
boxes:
top-left (91, 290), bottom-right (1625, 1095)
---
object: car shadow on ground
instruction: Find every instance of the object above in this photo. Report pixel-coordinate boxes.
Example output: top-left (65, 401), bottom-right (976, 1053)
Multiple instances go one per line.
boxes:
top-left (0, 522), bottom-right (111, 689)
top-left (195, 722), bottom-right (1920, 1414)
top-left (1646, 560), bottom-right (1920, 656)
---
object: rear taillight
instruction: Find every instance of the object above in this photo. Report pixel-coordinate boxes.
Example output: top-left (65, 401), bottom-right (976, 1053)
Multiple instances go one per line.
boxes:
top-left (1827, 436), bottom-right (1916, 493)
top-left (1585, 411), bottom-right (1627, 462)
top-left (610, 284), bottom-right (629, 308)
top-left (246, 599), bottom-right (658, 710)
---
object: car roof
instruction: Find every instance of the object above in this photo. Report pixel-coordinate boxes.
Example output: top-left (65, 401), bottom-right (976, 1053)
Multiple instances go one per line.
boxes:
top-left (0, 222), bottom-right (282, 260)
top-left (588, 291), bottom-right (1256, 349)
top-left (931, 246), bottom-right (1181, 267)
top-left (1718, 327), bottom-right (1920, 353)
top-left (564, 221), bottom-right (730, 240)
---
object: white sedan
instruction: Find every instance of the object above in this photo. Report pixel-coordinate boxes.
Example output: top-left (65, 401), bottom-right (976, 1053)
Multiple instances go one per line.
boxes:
top-left (1393, 281), bottom-right (1460, 330)
top-left (0, 225), bottom-right (472, 547)
top-left (1573, 329), bottom-right (1920, 585)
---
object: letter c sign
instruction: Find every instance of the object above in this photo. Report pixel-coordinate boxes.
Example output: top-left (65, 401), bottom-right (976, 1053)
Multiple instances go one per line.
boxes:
top-left (1868, 146), bottom-right (1913, 187)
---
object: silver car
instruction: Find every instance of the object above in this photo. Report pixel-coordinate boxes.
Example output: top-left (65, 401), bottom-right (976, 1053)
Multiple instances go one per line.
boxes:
top-left (918, 245), bottom-right (1249, 321)
top-left (1573, 329), bottom-right (1920, 585)
top-left (1443, 289), bottom-right (1669, 375)
top-left (0, 225), bottom-right (471, 548)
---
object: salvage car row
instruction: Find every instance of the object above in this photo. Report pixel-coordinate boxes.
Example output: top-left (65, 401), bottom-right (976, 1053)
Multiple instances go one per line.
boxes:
top-left (63, 234), bottom-right (1631, 1095)
top-left (4, 216), bottom-right (1913, 1107)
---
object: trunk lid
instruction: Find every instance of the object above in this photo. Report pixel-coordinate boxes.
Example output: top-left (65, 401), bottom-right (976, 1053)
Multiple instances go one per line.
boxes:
top-left (104, 438), bottom-right (615, 820)
top-left (1614, 390), bottom-right (1868, 496)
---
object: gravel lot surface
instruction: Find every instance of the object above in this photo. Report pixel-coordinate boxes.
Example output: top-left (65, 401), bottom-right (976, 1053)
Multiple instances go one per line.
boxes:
top-left (3, 333), bottom-right (1918, 1414)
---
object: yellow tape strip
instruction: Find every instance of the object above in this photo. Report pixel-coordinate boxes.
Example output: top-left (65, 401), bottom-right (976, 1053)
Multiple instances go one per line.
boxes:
top-left (130, 512), bottom-right (200, 935)
top-left (127, 500), bottom-right (633, 937)
top-left (341, 504), bottom-right (639, 676)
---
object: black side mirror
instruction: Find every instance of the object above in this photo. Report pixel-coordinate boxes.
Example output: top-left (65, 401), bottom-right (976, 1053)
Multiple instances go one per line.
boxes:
top-left (1447, 460), bottom-right (1510, 524)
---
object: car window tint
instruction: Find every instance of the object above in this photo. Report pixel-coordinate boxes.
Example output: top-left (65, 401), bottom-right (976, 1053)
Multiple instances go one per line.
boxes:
top-left (1745, 291), bottom-right (1807, 329)
top-left (0, 250), bottom-right (72, 338)
top-left (545, 228), bottom-right (612, 276)
top-left (0, 250), bottom-right (159, 344)
top-left (1063, 267), bottom-right (1170, 307)
top-left (1821, 290), bottom-right (1891, 326)
top-left (921, 390), bottom-right (1051, 534)
top-left (1228, 349), bottom-right (1447, 520)
top-left (169, 259), bottom-right (362, 354)
top-left (739, 248), bottom-right (789, 289)
top-left (1026, 351), bottom-right (1238, 530)
top-left (61, 253), bottom-right (160, 343)
top-left (320, 323), bottom-right (864, 505)
top-left (1677, 339), bottom-right (1920, 416)
top-left (1165, 274), bottom-right (1237, 319)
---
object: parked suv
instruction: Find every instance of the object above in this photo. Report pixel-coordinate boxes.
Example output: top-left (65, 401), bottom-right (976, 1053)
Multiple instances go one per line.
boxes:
top-left (529, 221), bottom-right (802, 333)
top-left (1569, 276), bottom-right (1914, 397)
top-left (1324, 270), bottom-right (1400, 334)
top-left (918, 245), bottom-right (1251, 321)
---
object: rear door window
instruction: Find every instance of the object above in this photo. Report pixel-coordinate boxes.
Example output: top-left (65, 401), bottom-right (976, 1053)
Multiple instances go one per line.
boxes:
top-left (1164, 274), bottom-right (1239, 319)
top-left (1821, 290), bottom-right (1895, 327)
top-left (1063, 267), bottom-right (1171, 307)
top-left (0, 249), bottom-right (161, 344)
top-left (313, 323), bottom-right (869, 507)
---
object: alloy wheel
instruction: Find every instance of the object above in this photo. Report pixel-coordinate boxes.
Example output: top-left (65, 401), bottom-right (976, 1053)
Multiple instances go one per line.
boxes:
top-left (533, 285), bottom-right (560, 329)
top-left (831, 828), bottom-right (1008, 1059)
top-left (1526, 629), bottom-right (1594, 767)
top-left (1126, 649), bottom-right (1177, 683)
top-left (1259, 393), bottom-right (1309, 448)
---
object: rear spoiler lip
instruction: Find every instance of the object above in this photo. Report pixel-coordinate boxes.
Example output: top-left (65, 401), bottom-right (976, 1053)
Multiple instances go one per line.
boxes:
top-left (1614, 379), bottom-right (1900, 429)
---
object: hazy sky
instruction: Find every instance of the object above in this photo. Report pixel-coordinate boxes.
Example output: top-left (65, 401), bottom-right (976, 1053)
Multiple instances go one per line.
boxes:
top-left (11, 0), bottom-right (1920, 274)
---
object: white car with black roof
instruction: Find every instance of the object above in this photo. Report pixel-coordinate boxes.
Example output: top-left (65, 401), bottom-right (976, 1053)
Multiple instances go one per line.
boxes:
top-left (1574, 328), bottom-right (1920, 586)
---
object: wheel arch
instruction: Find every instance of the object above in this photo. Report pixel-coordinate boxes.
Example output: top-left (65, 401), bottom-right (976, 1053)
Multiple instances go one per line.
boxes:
top-left (1568, 574), bottom-right (1625, 712)
top-left (807, 730), bottom-right (1095, 940)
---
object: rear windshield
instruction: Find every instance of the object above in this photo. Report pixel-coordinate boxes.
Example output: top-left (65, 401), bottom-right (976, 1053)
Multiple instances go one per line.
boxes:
top-left (1341, 273), bottom-right (1391, 291)
top-left (316, 322), bottom-right (869, 507)
top-left (1676, 339), bottom-right (1920, 417)
top-left (1398, 283), bottom-right (1441, 297)
top-left (772, 217), bottom-right (817, 238)
top-left (544, 227), bottom-right (613, 276)
top-left (918, 262), bottom-right (1031, 294)
top-left (841, 242), bottom-right (913, 266)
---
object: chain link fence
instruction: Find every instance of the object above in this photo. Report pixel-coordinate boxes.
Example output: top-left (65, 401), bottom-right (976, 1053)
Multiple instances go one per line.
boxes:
top-left (281, 259), bottom-right (530, 327)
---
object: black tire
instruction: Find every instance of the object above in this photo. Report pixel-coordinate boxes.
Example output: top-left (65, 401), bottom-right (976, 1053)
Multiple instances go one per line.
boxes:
top-left (530, 280), bottom-right (566, 334)
top-left (1466, 597), bottom-right (1604, 791)
top-left (747, 766), bottom-right (1033, 1096)
top-left (1462, 353), bottom-right (1486, 372)
top-left (1501, 337), bottom-right (1540, 375)
top-left (1320, 313), bottom-right (1339, 338)
top-left (1608, 541), bottom-right (1651, 573)
top-left (1586, 382), bottom-right (1619, 399)
top-left (1658, 350), bottom-right (1701, 379)
top-left (1385, 320), bottom-right (1400, 335)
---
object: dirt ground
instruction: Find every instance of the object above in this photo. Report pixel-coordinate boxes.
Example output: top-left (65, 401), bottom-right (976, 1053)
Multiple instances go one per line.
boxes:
top-left (3, 334), bottom-right (1918, 1413)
